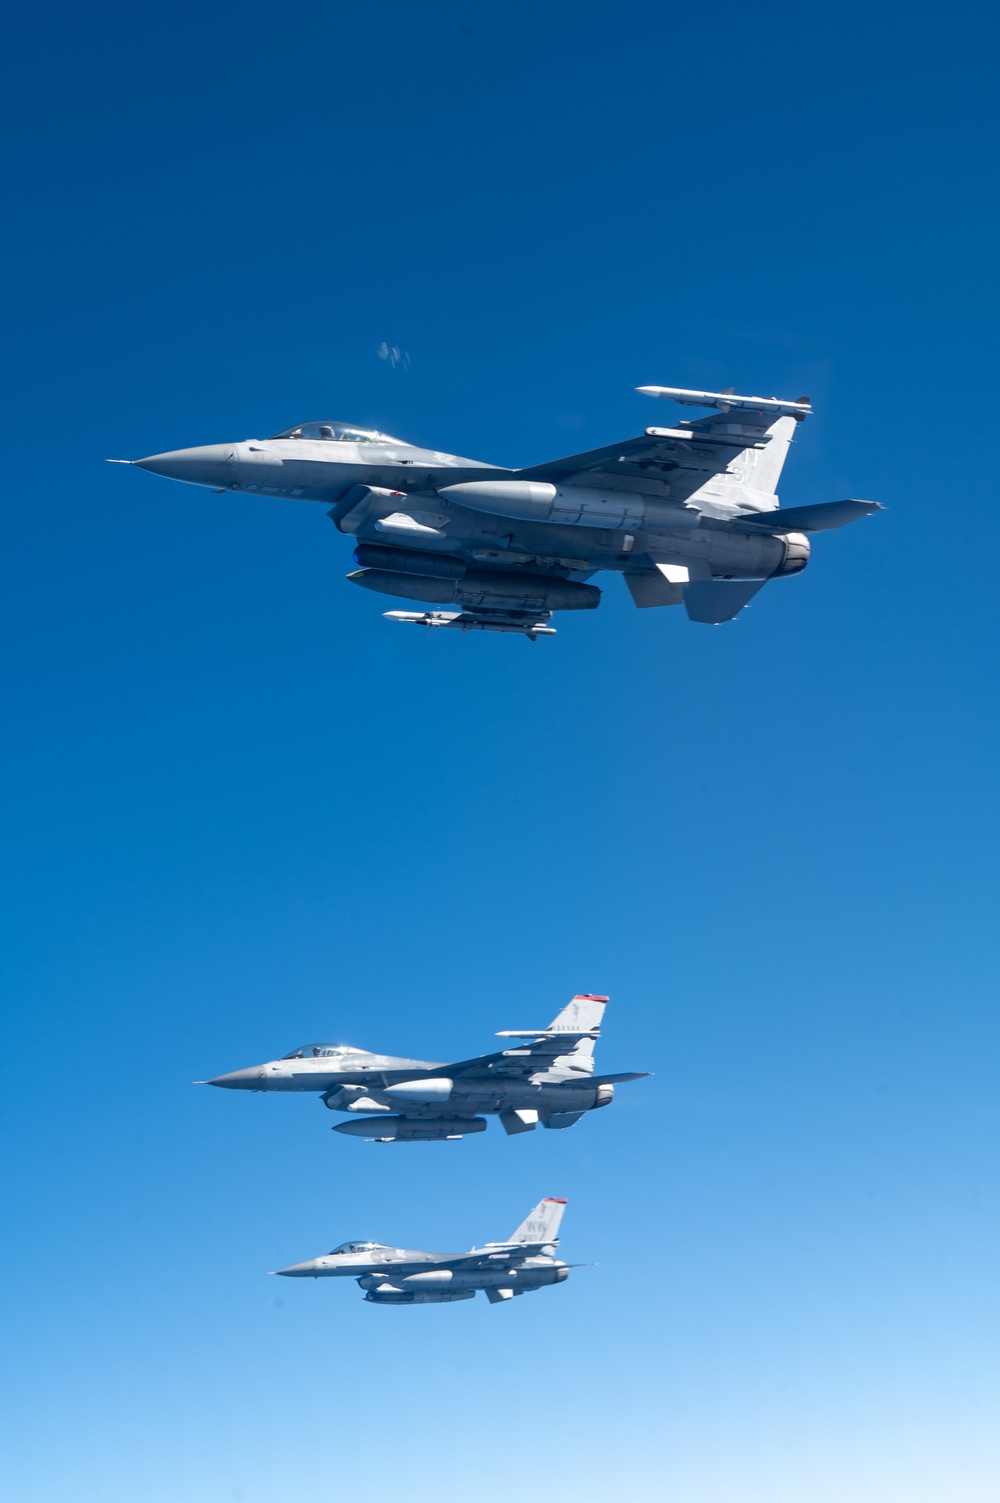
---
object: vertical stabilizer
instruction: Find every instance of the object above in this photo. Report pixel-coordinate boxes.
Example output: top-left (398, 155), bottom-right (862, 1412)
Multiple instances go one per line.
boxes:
top-left (508, 1197), bottom-right (567, 1246)
top-left (749, 414), bottom-right (798, 494)
top-left (545, 993), bottom-right (607, 1033)
top-left (638, 386), bottom-right (809, 504)
top-left (543, 993), bottom-right (607, 1074)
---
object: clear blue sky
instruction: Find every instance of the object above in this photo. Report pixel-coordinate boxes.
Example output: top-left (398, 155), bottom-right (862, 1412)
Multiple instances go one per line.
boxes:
top-left (3, 2), bottom-right (999, 1499)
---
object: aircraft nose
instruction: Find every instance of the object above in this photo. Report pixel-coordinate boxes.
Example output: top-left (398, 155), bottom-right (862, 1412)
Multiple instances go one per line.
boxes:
top-left (134, 444), bottom-right (234, 487)
top-left (273, 1261), bottom-right (319, 1277)
top-left (206, 1067), bottom-right (264, 1089)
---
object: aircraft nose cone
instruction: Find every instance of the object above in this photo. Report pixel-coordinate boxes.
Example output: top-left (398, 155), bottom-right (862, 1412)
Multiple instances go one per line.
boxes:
top-left (134, 444), bottom-right (234, 486)
top-left (273, 1261), bottom-right (318, 1277)
top-left (207, 1067), bottom-right (264, 1089)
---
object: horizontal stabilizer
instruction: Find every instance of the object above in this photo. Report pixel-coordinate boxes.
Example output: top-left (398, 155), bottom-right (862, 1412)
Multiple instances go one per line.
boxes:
top-left (684, 579), bottom-right (767, 624)
top-left (584, 1071), bottom-right (652, 1086)
top-left (734, 498), bottom-right (881, 533)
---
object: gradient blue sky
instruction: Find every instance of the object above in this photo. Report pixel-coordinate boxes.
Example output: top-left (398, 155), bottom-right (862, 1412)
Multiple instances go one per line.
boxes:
top-left (3, 2), bottom-right (999, 1499)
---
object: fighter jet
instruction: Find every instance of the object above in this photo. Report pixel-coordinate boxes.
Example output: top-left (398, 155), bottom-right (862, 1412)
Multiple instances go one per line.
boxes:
top-left (273, 1195), bottom-right (574, 1304)
top-left (113, 385), bottom-right (879, 636)
top-left (206, 993), bottom-right (648, 1141)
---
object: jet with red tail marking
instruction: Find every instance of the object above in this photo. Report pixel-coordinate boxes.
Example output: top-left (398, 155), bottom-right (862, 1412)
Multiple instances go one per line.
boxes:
top-left (273, 1196), bottom-right (574, 1305)
top-left (205, 993), bottom-right (648, 1142)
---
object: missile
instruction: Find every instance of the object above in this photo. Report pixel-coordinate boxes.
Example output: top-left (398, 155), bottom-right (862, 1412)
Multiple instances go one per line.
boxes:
top-left (636, 386), bottom-right (812, 419)
top-left (383, 611), bottom-right (557, 637)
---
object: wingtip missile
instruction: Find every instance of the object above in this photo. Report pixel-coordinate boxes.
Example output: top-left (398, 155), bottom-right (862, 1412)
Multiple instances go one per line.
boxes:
top-left (495, 1029), bottom-right (601, 1041)
top-left (636, 385), bottom-right (813, 419)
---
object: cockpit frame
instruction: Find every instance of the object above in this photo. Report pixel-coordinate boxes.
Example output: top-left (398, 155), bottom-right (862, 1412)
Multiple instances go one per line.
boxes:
top-left (281, 1043), bottom-right (358, 1060)
top-left (266, 420), bottom-right (400, 444)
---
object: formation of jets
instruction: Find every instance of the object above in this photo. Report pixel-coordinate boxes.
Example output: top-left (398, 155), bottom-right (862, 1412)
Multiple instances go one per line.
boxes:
top-left (114, 384), bottom-right (879, 638)
top-left (115, 381), bottom-right (873, 1307)
top-left (207, 994), bottom-right (645, 1307)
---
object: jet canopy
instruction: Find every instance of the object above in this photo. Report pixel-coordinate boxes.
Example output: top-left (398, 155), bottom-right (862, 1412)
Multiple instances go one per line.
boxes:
top-left (281, 1043), bottom-right (363, 1059)
top-left (267, 420), bottom-right (400, 443)
top-left (330, 1241), bottom-right (386, 1255)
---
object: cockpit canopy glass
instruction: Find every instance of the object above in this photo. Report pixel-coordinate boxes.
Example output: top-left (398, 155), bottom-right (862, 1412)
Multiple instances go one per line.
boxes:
top-left (331, 1241), bottom-right (384, 1255)
top-left (267, 420), bottom-right (400, 443)
top-left (281, 1044), bottom-right (362, 1060)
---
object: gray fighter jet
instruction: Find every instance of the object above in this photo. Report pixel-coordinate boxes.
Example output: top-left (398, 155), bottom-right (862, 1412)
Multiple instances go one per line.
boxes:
top-left (273, 1195), bottom-right (573, 1304)
top-left (113, 385), bottom-right (879, 636)
top-left (206, 993), bottom-right (648, 1141)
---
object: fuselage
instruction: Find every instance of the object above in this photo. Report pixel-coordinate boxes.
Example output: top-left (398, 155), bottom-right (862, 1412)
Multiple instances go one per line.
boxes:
top-left (208, 1044), bottom-right (615, 1118)
top-left (138, 433), bottom-right (494, 503)
top-left (133, 424), bottom-right (802, 596)
top-left (209, 1044), bottom-right (438, 1093)
top-left (277, 1244), bottom-right (566, 1280)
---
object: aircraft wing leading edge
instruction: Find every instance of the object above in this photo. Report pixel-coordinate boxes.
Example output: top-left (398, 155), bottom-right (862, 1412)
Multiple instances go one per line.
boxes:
top-left (514, 430), bottom-right (738, 487)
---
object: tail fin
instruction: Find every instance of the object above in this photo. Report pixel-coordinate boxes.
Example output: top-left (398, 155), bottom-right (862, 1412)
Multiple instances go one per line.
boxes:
top-left (747, 414), bottom-right (798, 494)
top-left (544, 993), bottom-right (607, 1074)
top-left (508, 1197), bottom-right (567, 1246)
top-left (544, 993), bottom-right (608, 1035)
top-left (495, 995), bottom-right (608, 1074)
top-left (638, 386), bottom-right (809, 501)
